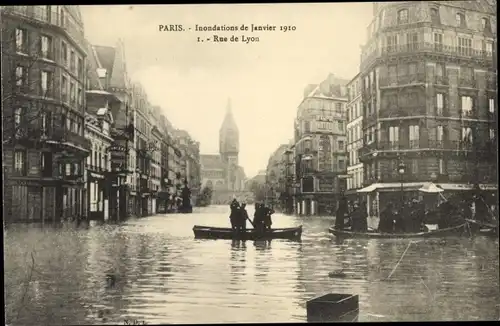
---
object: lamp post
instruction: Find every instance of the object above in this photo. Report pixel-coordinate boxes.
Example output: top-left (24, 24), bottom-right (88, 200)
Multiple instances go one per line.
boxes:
top-left (398, 159), bottom-right (406, 209)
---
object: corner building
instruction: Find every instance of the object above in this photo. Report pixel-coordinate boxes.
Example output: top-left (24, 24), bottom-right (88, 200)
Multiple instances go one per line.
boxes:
top-left (2, 6), bottom-right (90, 223)
top-left (358, 1), bottom-right (497, 216)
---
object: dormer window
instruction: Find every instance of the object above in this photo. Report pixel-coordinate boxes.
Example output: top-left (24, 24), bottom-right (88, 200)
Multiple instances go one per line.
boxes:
top-left (397, 9), bottom-right (408, 24)
top-left (96, 68), bottom-right (107, 78)
top-left (456, 13), bottom-right (466, 28)
top-left (430, 8), bottom-right (440, 24)
top-left (481, 17), bottom-right (491, 32)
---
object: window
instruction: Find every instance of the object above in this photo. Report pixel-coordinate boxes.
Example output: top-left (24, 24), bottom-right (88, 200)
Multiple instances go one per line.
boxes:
top-left (436, 93), bottom-right (444, 115)
top-left (409, 125), bottom-right (419, 148)
top-left (338, 140), bottom-right (345, 151)
top-left (77, 58), bottom-right (83, 78)
top-left (407, 32), bottom-right (418, 51)
top-left (462, 127), bottom-right (473, 143)
top-left (41, 71), bottom-right (51, 95)
top-left (434, 33), bottom-right (443, 51)
top-left (386, 35), bottom-right (398, 52)
top-left (62, 75), bottom-right (68, 101)
top-left (483, 41), bottom-right (493, 56)
top-left (436, 62), bottom-right (445, 78)
top-left (398, 9), bottom-right (408, 24)
top-left (438, 158), bottom-right (445, 174)
top-left (77, 87), bottom-right (82, 107)
top-left (14, 150), bottom-right (27, 175)
top-left (481, 17), bottom-right (491, 32)
top-left (335, 102), bottom-right (342, 113)
top-left (41, 152), bottom-right (52, 177)
top-left (490, 129), bottom-right (495, 140)
top-left (16, 66), bottom-right (25, 86)
top-left (458, 37), bottom-right (472, 56)
top-left (338, 159), bottom-right (345, 171)
top-left (70, 50), bottom-right (75, 72)
top-left (430, 8), bottom-right (440, 24)
top-left (60, 8), bottom-right (65, 27)
top-left (411, 159), bottom-right (418, 174)
top-left (304, 121), bottom-right (310, 133)
top-left (489, 98), bottom-right (495, 113)
top-left (70, 82), bottom-right (75, 104)
top-left (65, 163), bottom-right (71, 176)
top-left (40, 35), bottom-right (52, 59)
top-left (389, 126), bottom-right (399, 149)
top-left (61, 41), bottom-right (68, 65)
top-left (338, 121), bottom-right (344, 131)
top-left (461, 96), bottom-right (473, 114)
top-left (456, 13), bottom-right (465, 28)
top-left (436, 125), bottom-right (443, 141)
top-left (14, 108), bottom-right (22, 136)
top-left (15, 28), bottom-right (27, 53)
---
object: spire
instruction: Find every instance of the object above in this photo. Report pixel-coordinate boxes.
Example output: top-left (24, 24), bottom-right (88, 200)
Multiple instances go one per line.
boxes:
top-left (220, 98), bottom-right (238, 132)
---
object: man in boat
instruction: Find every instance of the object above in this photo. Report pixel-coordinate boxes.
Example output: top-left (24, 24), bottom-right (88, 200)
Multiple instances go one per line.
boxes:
top-left (335, 196), bottom-right (348, 230)
top-left (351, 202), bottom-right (368, 232)
top-left (239, 203), bottom-right (249, 232)
top-left (378, 202), bottom-right (395, 233)
top-left (253, 203), bottom-right (265, 232)
top-left (263, 205), bottom-right (274, 230)
top-left (229, 199), bottom-right (240, 230)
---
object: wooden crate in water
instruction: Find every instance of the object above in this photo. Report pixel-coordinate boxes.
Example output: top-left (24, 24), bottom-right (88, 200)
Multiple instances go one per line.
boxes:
top-left (306, 293), bottom-right (359, 322)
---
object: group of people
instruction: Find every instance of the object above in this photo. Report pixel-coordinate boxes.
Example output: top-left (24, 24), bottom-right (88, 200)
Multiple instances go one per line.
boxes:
top-left (335, 197), bottom-right (369, 232)
top-left (229, 199), bottom-right (274, 232)
top-left (334, 196), bottom-right (430, 234)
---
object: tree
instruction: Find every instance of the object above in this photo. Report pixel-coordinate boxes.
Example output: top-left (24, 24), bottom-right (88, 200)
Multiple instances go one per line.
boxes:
top-left (196, 186), bottom-right (213, 207)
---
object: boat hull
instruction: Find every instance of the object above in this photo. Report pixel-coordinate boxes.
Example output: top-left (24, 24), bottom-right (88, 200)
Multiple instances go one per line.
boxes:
top-left (193, 225), bottom-right (302, 241)
top-left (329, 224), bottom-right (466, 239)
top-left (466, 219), bottom-right (499, 237)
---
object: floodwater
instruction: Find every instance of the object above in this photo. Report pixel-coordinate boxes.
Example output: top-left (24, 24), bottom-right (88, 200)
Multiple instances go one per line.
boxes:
top-left (4, 206), bottom-right (499, 325)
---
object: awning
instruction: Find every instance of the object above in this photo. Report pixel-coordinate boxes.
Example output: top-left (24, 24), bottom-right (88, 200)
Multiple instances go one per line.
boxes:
top-left (419, 182), bottom-right (444, 193)
top-left (438, 183), bottom-right (498, 191)
top-left (357, 184), bottom-right (378, 193)
top-left (357, 182), bottom-right (425, 193)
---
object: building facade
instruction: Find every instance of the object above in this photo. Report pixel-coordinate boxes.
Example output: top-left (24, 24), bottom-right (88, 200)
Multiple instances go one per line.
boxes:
top-left (90, 40), bottom-right (134, 222)
top-left (346, 73), bottom-right (365, 203)
top-left (2, 6), bottom-right (91, 223)
top-left (200, 99), bottom-right (247, 203)
top-left (293, 74), bottom-right (349, 216)
top-left (358, 1), bottom-right (497, 216)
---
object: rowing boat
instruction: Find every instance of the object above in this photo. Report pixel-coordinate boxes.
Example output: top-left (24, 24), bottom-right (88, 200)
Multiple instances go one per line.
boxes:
top-left (465, 219), bottom-right (499, 236)
top-left (328, 223), bottom-right (466, 239)
top-left (193, 225), bottom-right (302, 241)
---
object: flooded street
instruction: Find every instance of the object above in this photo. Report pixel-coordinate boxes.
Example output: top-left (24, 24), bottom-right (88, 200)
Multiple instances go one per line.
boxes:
top-left (4, 206), bottom-right (499, 325)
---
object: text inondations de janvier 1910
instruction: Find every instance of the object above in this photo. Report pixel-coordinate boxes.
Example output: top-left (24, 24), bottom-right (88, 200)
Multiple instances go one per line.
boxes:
top-left (158, 24), bottom-right (297, 44)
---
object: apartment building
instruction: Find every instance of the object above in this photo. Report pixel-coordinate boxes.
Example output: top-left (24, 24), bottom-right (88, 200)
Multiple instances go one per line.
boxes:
top-left (358, 1), bottom-right (497, 215)
top-left (2, 6), bottom-right (90, 222)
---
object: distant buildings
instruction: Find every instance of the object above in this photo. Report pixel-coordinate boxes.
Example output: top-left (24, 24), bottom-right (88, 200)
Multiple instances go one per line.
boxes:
top-left (345, 73), bottom-right (364, 201)
top-left (358, 1), bottom-right (497, 216)
top-left (292, 74), bottom-right (349, 215)
top-left (200, 99), bottom-right (247, 203)
top-left (2, 5), bottom-right (202, 223)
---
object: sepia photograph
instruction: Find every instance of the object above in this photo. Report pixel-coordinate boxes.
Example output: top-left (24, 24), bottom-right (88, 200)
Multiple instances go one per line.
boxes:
top-left (2, 1), bottom-right (499, 324)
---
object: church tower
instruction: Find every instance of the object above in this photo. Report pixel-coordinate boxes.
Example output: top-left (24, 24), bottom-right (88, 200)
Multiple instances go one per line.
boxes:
top-left (219, 98), bottom-right (239, 166)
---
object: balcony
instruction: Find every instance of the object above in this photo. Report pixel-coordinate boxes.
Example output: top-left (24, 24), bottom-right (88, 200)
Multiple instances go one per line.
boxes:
top-left (379, 104), bottom-right (426, 119)
top-left (49, 127), bottom-right (91, 152)
top-left (460, 110), bottom-right (477, 119)
top-left (434, 75), bottom-right (449, 86)
top-left (458, 78), bottom-right (477, 89)
top-left (379, 74), bottom-right (426, 88)
top-left (2, 6), bottom-right (86, 51)
top-left (380, 42), bottom-right (495, 62)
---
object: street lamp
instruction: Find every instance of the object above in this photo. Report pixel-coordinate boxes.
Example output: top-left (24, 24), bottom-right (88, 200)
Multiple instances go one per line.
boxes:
top-left (398, 159), bottom-right (406, 208)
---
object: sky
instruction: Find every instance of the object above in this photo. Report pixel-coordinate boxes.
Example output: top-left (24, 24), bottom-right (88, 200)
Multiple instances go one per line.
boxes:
top-left (80, 3), bottom-right (373, 178)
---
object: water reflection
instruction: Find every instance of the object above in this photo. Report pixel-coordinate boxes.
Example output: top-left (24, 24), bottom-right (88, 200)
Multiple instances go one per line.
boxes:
top-left (4, 207), bottom-right (499, 324)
